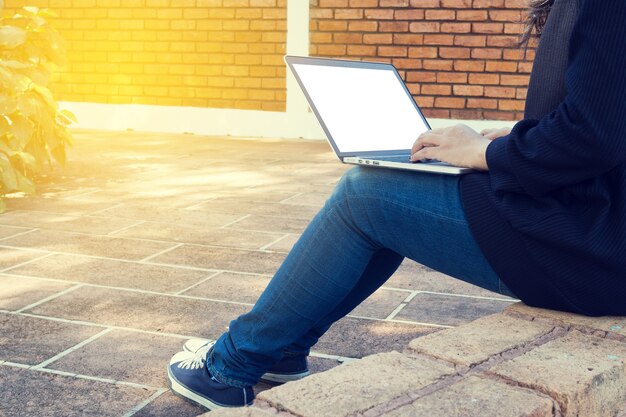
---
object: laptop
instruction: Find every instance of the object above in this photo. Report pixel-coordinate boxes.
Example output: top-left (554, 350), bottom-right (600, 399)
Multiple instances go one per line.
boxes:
top-left (285, 55), bottom-right (472, 175)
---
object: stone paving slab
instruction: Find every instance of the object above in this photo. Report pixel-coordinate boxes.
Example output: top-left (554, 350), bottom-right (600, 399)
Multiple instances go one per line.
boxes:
top-left (349, 288), bottom-right (410, 320)
top-left (5, 196), bottom-right (118, 215)
top-left (46, 329), bottom-right (186, 388)
top-left (506, 302), bottom-right (626, 340)
top-left (0, 312), bottom-right (102, 365)
top-left (313, 317), bottom-right (438, 359)
top-left (151, 244), bottom-right (287, 275)
top-left (385, 259), bottom-right (511, 298)
top-left (384, 376), bottom-right (554, 417)
top-left (114, 221), bottom-right (285, 249)
top-left (255, 352), bottom-right (455, 417)
top-left (406, 313), bottom-right (556, 367)
top-left (394, 292), bottom-right (513, 326)
top-left (0, 275), bottom-right (73, 311)
top-left (489, 330), bottom-right (626, 416)
top-left (226, 215), bottom-right (309, 234)
top-left (0, 224), bottom-right (33, 239)
top-left (180, 272), bottom-right (271, 304)
top-left (0, 247), bottom-right (48, 270)
top-left (1, 229), bottom-right (176, 261)
top-left (132, 391), bottom-right (207, 417)
top-left (97, 204), bottom-right (245, 228)
top-left (7, 253), bottom-right (211, 293)
top-left (0, 210), bottom-right (142, 235)
top-left (0, 367), bottom-right (155, 417)
top-left (26, 286), bottom-right (250, 339)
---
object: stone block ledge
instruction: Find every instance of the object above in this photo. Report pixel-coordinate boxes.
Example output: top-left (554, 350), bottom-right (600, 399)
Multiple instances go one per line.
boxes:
top-left (206, 303), bottom-right (626, 417)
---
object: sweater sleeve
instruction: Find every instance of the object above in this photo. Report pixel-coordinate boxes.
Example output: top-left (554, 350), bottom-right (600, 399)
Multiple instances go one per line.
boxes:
top-left (486, 0), bottom-right (626, 197)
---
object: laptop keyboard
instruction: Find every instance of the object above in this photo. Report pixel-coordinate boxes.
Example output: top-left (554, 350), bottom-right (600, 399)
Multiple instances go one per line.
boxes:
top-left (372, 154), bottom-right (412, 163)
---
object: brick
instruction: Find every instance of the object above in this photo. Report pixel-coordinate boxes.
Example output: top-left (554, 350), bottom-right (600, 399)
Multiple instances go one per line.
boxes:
top-left (406, 71), bottom-right (437, 83)
top-left (484, 86), bottom-right (516, 98)
top-left (484, 110), bottom-right (516, 120)
top-left (379, 0), bottom-right (408, 6)
top-left (487, 35), bottom-right (519, 47)
top-left (503, 48), bottom-right (525, 60)
top-left (408, 46), bottom-right (438, 58)
top-left (467, 97), bottom-right (498, 109)
top-left (440, 22), bottom-right (470, 33)
top-left (318, 20), bottom-right (348, 31)
top-left (407, 313), bottom-right (554, 366)
top-left (434, 97), bottom-right (465, 108)
top-left (364, 8), bottom-right (394, 19)
top-left (392, 58), bottom-right (422, 69)
top-left (409, 21), bottom-right (440, 33)
top-left (518, 61), bottom-right (533, 73)
top-left (500, 74), bottom-right (529, 86)
top-left (378, 46), bottom-right (408, 57)
top-left (453, 60), bottom-right (485, 71)
top-left (454, 35), bottom-right (486, 46)
top-left (416, 96), bottom-right (435, 108)
top-left (394, 34), bottom-right (424, 45)
top-left (453, 84), bottom-right (483, 96)
top-left (436, 72), bottom-right (467, 83)
top-left (386, 376), bottom-right (553, 417)
top-left (421, 84), bottom-right (452, 95)
top-left (440, 0), bottom-right (470, 6)
top-left (469, 73), bottom-right (500, 84)
top-left (506, 303), bottom-right (626, 340)
top-left (410, 0), bottom-right (439, 6)
top-left (349, 0), bottom-right (378, 6)
top-left (364, 33), bottom-right (393, 44)
top-left (423, 34), bottom-right (454, 45)
top-left (471, 47), bottom-right (502, 59)
top-left (348, 21), bottom-right (378, 31)
top-left (473, 22), bottom-right (504, 34)
top-left (499, 99), bottom-right (524, 110)
top-left (439, 47), bottom-right (470, 59)
top-left (333, 33), bottom-right (363, 43)
top-left (379, 21), bottom-right (409, 32)
top-left (394, 9), bottom-right (424, 20)
top-left (423, 59), bottom-right (453, 70)
top-left (474, 0), bottom-right (504, 6)
top-left (256, 352), bottom-right (454, 416)
top-left (317, 44), bottom-right (347, 56)
top-left (491, 331), bottom-right (626, 416)
top-left (456, 10), bottom-right (487, 20)
top-left (425, 9), bottom-right (455, 20)
top-left (210, 408), bottom-right (277, 417)
top-left (424, 108), bottom-right (450, 118)
top-left (485, 60), bottom-right (518, 72)
top-left (334, 8), bottom-right (363, 19)
top-left (347, 45), bottom-right (377, 56)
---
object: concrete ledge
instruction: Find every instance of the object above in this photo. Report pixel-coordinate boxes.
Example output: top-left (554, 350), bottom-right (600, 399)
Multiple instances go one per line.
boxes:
top-left (207, 303), bottom-right (626, 417)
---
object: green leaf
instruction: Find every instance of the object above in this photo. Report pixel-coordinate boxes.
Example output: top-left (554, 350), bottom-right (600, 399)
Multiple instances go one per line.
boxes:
top-left (0, 95), bottom-right (17, 115)
top-left (0, 157), bottom-right (18, 191)
top-left (22, 6), bottom-right (39, 15)
top-left (8, 114), bottom-right (34, 148)
top-left (30, 83), bottom-right (58, 111)
top-left (39, 9), bottom-right (59, 19)
top-left (0, 26), bottom-right (26, 49)
top-left (51, 144), bottom-right (65, 166)
top-left (15, 170), bottom-right (35, 195)
top-left (0, 60), bottom-right (31, 69)
top-left (59, 109), bottom-right (77, 124)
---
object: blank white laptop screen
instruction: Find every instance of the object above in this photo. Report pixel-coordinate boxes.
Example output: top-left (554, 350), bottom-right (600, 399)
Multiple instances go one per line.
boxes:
top-left (292, 63), bottom-right (429, 153)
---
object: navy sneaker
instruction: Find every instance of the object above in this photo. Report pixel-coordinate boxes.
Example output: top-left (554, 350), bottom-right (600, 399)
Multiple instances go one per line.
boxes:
top-left (167, 351), bottom-right (254, 410)
top-left (183, 338), bottom-right (310, 384)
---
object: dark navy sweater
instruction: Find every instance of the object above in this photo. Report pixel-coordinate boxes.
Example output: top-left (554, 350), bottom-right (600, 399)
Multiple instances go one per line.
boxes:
top-left (460, 0), bottom-right (626, 316)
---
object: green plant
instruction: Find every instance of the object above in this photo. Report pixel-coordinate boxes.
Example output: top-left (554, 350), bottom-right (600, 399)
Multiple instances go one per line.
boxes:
top-left (0, 5), bottom-right (75, 211)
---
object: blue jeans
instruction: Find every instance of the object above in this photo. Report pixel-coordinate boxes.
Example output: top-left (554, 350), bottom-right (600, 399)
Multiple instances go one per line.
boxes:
top-left (207, 166), bottom-right (515, 387)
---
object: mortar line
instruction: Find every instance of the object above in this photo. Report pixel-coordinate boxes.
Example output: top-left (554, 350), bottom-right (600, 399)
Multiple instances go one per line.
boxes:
top-left (122, 389), bottom-right (168, 417)
top-left (63, 189), bottom-right (102, 200)
top-left (107, 220), bottom-right (146, 236)
top-left (278, 192), bottom-right (303, 203)
top-left (384, 292), bottom-right (419, 321)
top-left (0, 271), bottom-right (256, 308)
top-left (258, 233), bottom-right (291, 251)
top-left (173, 271), bottom-right (223, 295)
top-left (0, 361), bottom-right (162, 391)
top-left (15, 284), bottom-right (84, 313)
top-left (182, 197), bottom-right (220, 210)
top-left (87, 202), bottom-right (125, 215)
top-left (219, 214), bottom-right (251, 229)
top-left (417, 290), bottom-right (518, 302)
top-left (32, 328), bottom-right (114, 369)
top-left (346, 313), bottom-right (453, 329)
top-left (364, 326), bottom-right (570, 417)
top-left (138, 243), bottom-right (184, 263)
top-left (0, 252), bottom-right (55, 273)
top-left (0, 228), bottom-right (39, 241)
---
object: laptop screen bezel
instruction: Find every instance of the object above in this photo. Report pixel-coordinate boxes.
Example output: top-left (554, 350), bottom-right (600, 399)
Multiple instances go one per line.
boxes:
top-left (285, 55), bottom-right (431, 159)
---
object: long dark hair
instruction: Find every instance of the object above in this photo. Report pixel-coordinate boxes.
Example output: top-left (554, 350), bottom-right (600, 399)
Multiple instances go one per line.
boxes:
top-left (520, 0), bottom-right (556, 47)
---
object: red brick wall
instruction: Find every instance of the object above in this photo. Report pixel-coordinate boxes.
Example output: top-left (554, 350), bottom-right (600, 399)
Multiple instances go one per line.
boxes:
top-left (3, 0), bottom-right (287, 111)
top-left (310, 0), bottom-right (537, 121)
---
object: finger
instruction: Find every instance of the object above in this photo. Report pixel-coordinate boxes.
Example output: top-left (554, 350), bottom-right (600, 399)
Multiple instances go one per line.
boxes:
top-left (411, 132), bottom-right (441, 156)
top-left (410, 146), bottom-right (434, 162)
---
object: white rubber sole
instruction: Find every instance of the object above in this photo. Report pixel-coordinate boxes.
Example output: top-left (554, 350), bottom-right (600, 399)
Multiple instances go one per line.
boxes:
top-left (167, 366), bottom-right (225, 411)
top-left (260, 370), bottom-right (311, 384)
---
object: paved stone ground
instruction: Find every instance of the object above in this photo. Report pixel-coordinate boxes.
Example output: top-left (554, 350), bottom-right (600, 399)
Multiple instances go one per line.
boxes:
top-left (0, 129), bottom-right (516, 417)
